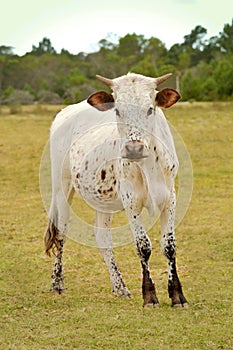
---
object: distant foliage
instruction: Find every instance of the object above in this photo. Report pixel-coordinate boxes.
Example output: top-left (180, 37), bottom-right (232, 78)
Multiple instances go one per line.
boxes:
top-left (37, 90), bottom-right (62, 104)
top-left (0, 20), bottom-right (233, 104)
top-left (1, 88), bottom-right (34, 105)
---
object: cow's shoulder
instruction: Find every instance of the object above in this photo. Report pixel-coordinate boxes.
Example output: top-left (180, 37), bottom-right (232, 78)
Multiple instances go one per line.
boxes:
top-left (51, 101), bottom-right (89, 134)
top-left (51, 100), bottom-right (117, 137)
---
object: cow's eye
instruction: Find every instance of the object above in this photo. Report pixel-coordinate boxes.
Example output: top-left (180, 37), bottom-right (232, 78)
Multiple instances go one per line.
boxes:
top-left (147, 107), bottom-right (154, 116)
top-left (115, 108), bottom-right (121, 117)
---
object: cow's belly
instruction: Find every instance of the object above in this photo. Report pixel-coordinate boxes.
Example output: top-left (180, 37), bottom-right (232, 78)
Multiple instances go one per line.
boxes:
top-left (70, 124), bottom-right (124, 212)
top-left (74, 158), bottom-right (123, 212)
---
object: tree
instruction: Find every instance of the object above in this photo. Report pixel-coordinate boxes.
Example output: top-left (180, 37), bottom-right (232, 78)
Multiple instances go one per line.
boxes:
top-left (131, 57), bottom-right (158, 77)
top-left (181, 72), bottom-right (201, 101)
top-left (202, 36), bottom-right (220, 62)
top-left (218, 19), bottom-right (233, 53)
top-left (1, 22), bottom-right (233, 104)
top-left (200, 77), bottom-right (218, 101)
top-left (31, 37), bottom-right (56, 55)
top-left (182, 25), bottom-right (208, 66)
top-left (183, 25), bottom-right (207, 50)
top-left (213, 57), bottom-right (233, 98)
top-left (117, 33), bottom-right (145, 58)
top-left (0, 45), bottom-right (14, 55)
top-left (1, 58), bottom-right (21, 89)
top-left (143, 38), bottom-right (166, 58)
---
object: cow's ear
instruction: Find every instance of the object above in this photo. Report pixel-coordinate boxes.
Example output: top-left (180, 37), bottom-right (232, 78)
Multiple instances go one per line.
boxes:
top-left (87, 91), bottom-right (115, 111)
top-left (155, 88), bottom-right (181, 108)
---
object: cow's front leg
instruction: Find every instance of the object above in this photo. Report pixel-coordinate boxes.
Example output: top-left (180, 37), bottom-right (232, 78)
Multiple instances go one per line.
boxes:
top-left (95, 211), bottom-right (131, 297)
top-left (131, 217), bottom-right (159, 307)
top-left (120, 178), bottom-right (158, 307)
top-left (122, 196), bottom-right (158, 306)
top-left (160, 187), bottom-right (188, 307)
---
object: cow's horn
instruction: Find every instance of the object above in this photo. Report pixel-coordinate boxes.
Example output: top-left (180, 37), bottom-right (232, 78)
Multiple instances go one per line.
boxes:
top-left (96, 74), bottom-right (113, 87)
top-left (155, 73), bottom-right (173, 86)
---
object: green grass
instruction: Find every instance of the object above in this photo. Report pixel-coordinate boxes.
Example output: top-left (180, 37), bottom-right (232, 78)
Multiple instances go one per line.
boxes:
top-left (0, 103), bottom-right (233, 349)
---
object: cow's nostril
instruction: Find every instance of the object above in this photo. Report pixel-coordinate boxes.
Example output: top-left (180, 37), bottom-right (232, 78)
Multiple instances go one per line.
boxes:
top-left (125, 145), bottom-right (132, 153)
top-left (138, 145), bottom-right (144, 153)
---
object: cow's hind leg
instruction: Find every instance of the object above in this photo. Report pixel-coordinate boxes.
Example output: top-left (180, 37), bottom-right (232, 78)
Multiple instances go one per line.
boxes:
top-left (160, 188), bottom-right (188, 307)
top-left (45, 218), bottom-right (65, 294)
top-left (95, 211), bottom-right (131, 297)
top-left (44, 185), bottom-right (74, 294)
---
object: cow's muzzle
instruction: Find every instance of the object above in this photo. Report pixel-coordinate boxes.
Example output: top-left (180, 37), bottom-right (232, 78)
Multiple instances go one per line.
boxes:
top-left (121, 140), bottom-right (149, 160)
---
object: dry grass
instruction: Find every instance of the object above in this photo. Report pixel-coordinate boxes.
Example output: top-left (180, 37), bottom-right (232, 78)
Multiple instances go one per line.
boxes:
top-left (0, 103), bottom-right (232, 349)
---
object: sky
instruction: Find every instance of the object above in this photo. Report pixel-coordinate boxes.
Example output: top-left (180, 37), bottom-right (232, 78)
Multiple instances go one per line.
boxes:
top-left (1, 0), bottom-right (232, 56)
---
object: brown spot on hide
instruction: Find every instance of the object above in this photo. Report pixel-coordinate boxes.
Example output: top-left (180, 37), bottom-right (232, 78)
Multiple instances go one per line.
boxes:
top-left (101, 169), bottom-right (106, 180)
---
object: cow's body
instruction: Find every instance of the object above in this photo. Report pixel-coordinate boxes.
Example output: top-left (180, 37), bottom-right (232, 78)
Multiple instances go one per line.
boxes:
top-left (44, 73), bottom-right (188, 307)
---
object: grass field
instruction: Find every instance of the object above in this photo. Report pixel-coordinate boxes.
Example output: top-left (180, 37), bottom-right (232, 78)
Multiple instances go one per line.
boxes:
top-left (0, 102), bottom-right (233, 350)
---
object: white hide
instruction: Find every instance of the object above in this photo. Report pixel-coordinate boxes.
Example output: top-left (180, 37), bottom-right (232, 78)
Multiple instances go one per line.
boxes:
top-left (50, 98), bottom-right (178, 218)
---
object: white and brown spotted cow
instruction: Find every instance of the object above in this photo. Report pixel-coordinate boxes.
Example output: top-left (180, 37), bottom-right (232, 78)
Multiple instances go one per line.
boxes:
top-left (44, 72), bottom-right (188, 308)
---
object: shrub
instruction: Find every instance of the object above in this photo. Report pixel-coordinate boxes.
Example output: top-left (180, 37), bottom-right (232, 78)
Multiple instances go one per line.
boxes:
top-left (37, 90), bottom-right (62, 104)
top-left (181, 72), bottom-right (201, 101)
top-left (1, 89), bottom-right (34, 105)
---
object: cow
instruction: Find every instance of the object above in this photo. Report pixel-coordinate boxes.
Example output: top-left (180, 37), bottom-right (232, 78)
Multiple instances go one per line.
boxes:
top-left (44, 72), bottom-right (188, 308)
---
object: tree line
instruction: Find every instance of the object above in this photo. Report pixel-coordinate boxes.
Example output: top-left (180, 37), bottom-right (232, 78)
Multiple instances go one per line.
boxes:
top-left (0, 19), bottom-right (232, 104)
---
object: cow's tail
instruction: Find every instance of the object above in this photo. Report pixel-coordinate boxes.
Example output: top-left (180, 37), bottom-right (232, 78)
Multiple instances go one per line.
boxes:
top-left (44, 219), bottom-right (60, 257)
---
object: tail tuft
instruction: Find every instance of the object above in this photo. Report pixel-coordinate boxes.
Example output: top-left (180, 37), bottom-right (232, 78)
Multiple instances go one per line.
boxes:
top-left (44, 220), bottom-right (60, 256)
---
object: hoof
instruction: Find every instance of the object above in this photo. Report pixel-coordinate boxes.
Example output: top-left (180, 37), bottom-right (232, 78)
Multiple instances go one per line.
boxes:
top-left (113, 286), bottom-right (131, 298)
top-left (173, 303), bottom-right (182, 308)
top-left (51, 288), bottom-right (65, 295)
top-left (143, 302), bottom-right (159, 308)
top-left (172, 302), bottom-right (189, 308)
top-left (143, 294), bottom-right (159, 308)
top-left (171, 293), bottom-right (188, 308)
top-left (120, 291), bottom-right (132, 298)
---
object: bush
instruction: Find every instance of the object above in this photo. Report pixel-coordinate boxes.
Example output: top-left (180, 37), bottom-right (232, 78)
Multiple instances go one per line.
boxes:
top-left (37, 90), bottom-right (62, 104)
top-left (63, 84), bottom-right (95, 104)
top-left (200, 77), bottom-right (218, 101)
top-left (181, 72), bottom-right (201, 101)
top-left (1, 89), bottom-right (34, 105)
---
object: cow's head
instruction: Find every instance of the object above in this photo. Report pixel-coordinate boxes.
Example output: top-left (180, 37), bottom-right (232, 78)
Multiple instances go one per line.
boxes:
top-left (87, 73), bottom-right (180, 161)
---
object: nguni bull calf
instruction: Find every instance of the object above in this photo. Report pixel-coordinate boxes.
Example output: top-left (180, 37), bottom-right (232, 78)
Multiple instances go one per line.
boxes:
top-left (44, 72), bottom-right (188, 308)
